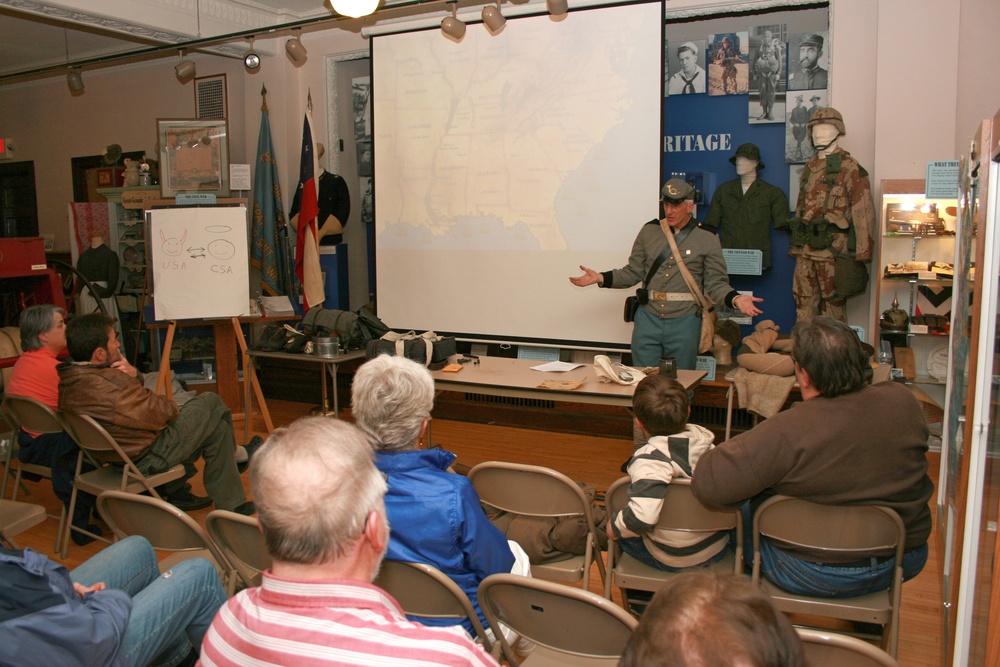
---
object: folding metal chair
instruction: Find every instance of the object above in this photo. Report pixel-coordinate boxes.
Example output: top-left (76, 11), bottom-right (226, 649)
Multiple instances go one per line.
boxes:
top-left (206, 509), bottom-right (271, 595)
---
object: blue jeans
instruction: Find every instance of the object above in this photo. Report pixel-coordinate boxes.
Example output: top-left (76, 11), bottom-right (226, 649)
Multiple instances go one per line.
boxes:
top-left (618, 536), bottom-right (729, 572)
top-left (631, 309), bottom-right (700, 369)
top-left (71, 536), bottom-right (227, 667)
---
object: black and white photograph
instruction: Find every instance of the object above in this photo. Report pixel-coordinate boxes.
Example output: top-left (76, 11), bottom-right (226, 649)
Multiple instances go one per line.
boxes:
top-left (356, 139), bottom-right (373, 178)
top-left (789, 164), bottom-right (805, 208)
top-left (665, 39), bottom-right (707, 96)
top-left (707, 32), bottom-right (749, 96)
top-left (785, 89), bottom-right (827, 162)
top-left (748, 24), bottom-right (786, 123)
top-left (360, 176), bottom-right (373, 224)
top-left (352, 77), bottom-right (372, 141)
top-left (787, 31), bottom-right (829, 91)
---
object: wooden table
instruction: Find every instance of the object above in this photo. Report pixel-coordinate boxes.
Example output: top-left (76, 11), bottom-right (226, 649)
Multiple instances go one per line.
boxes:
top-left (428, 355), bottom-right (705, 408)
top-left (243, 348), bottom-right (367, 440)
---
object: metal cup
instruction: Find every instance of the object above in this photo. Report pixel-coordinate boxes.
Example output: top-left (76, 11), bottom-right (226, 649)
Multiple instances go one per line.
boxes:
top-left (658, 357), bottom-right (677, 379)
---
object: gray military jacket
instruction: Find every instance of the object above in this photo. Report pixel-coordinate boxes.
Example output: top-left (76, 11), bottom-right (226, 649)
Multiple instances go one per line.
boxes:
top-left (601, 218), bottom-right (739, 319)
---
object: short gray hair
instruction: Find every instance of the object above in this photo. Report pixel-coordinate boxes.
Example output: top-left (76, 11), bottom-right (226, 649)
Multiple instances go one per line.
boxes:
top-left (250, 417), bottom-right (387, 565)
top-left (19, 305), bottom-right (65, 351)
top-left (351, 355), bottom-right (434, 452)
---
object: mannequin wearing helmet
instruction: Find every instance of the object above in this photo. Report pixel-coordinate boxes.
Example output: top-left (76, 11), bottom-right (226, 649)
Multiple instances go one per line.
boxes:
top-left (789, 107), bottom-right (876, 324)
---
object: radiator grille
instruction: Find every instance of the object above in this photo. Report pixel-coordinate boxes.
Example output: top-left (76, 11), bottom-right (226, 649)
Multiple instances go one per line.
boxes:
top-left (464, 393), bottom-right (556, 410)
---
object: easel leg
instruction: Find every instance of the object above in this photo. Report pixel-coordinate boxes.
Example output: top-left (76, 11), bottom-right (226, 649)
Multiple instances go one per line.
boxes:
top-left (155, 321), bottom-right (176, 401)
top-left (231, 318), bottom-right (273, 434)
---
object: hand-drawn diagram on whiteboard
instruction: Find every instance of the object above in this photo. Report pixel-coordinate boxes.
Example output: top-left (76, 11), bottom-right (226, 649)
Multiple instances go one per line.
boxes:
top-left (150, 206), bottom-right (250, 321)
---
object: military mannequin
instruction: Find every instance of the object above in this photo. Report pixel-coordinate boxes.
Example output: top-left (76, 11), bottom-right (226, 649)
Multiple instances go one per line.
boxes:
top-left (315, 143), bottom-right (351, 246)
top-left (788, 108), bottom-right (875, 323)
top-left (704, 143), bottom-right (789, 269)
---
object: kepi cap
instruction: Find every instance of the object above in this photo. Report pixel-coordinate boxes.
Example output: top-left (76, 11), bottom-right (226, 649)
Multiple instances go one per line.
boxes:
top-left (729, 143), bottom-right (764, 170)
top-left (660, 178), bottom-right (695, 203)
top-left (800, 33), bottom-right (824, 49)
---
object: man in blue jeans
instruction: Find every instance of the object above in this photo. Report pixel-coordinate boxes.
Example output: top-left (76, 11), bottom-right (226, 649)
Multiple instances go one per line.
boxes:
top-left (0, 535), bottom-right (226, 666)
top-left (692, 317), bottom-right (933, 597)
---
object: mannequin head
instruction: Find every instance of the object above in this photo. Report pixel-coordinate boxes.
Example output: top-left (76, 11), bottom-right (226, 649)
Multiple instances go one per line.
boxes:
top-left (91, 235), bottom-right (104, 249)
top-left (811, 123), bottom-right (840, 154)
top-left (735, 157), bottom-right (758, 177)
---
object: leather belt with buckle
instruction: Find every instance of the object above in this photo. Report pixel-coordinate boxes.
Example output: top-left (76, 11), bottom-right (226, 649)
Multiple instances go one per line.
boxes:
top-left (649, 292), bottom-right (696, 302)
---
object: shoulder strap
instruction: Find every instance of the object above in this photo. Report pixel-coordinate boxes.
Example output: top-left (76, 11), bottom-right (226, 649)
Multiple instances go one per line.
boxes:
top-left (660, 221), bottom-right (712, 312)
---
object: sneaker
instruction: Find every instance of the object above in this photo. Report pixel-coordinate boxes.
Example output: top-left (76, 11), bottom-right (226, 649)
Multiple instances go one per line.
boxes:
top-left (166, 490), bottom-right (213, 511)
top-left (233, 501), bottom-right (256, 516)
top-left (237, 436), bottom-right (265, 474)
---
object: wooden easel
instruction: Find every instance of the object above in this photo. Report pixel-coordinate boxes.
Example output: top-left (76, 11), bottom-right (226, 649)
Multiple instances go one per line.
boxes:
top-left (154, 317), bottom-right (273, 435)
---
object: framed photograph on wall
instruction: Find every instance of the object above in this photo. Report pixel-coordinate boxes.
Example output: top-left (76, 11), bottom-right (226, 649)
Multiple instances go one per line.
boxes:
top-left (157, 118), bottom-right (230, 198)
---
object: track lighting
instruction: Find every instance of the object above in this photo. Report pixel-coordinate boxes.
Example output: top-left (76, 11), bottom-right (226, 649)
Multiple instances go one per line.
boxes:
top-left (482, 0), bottom-right (506, 33)
top-left (244, 37), bottom-right (260, 71)
top-left (327, 0), bottom-right (380, 18)
top-left (547, 0), bottom-right (568, 16)
top-left (441, 1), bottom-right (466, 39)
top-left (286, 29), bottom-right (308, 65)
top-left (66, 68), bottom-right (84, 93)
top-left (175, 50), bottom-right (196, 82)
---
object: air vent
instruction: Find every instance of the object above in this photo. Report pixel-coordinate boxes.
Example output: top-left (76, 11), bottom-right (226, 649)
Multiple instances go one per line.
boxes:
top-left (195, 74), bottom-right (227, 119)
top-left (465, 393), bottom-right (556, 410)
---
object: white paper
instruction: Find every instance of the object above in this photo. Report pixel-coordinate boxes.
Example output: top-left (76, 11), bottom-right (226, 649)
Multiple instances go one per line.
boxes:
top-left (530, 361), bottom-right (584, 372)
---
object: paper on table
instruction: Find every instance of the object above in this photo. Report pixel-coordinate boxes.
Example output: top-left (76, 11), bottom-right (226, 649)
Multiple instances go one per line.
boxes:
top-left (530, 361), bottom-right (584, 372)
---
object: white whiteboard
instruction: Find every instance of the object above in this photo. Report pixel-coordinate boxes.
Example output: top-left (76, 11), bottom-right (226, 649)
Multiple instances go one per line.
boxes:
top-left (149, 206), bottom-right (251, 321)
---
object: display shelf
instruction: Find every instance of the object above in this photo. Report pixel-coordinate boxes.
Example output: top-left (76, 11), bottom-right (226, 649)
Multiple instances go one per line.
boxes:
top-left (873, 179), bottom-right (959, 384)
top-left (98, 186), bottom-right (158, 295)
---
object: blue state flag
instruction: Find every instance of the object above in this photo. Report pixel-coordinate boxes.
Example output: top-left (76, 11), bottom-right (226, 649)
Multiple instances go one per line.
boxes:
top-left (250, 100), bottom-right (290, 296)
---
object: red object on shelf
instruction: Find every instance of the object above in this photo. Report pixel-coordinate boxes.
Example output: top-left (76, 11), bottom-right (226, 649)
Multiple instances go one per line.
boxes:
top-left (0, 237), bottom-right (47, 278)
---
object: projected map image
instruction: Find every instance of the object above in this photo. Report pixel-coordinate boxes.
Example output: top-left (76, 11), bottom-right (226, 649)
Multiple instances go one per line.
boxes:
top-left (374, 5), bottom-right (661, 253)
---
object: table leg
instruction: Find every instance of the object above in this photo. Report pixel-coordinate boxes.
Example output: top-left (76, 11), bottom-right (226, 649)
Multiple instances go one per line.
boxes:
top-left (309, 360), bottom-right (336, 416)
top-left (725, 382), bottom-right (735, 441)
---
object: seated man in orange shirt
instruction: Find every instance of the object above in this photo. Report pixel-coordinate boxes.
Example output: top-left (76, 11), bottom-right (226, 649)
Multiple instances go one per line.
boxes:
top-left (6, 305), bottom-right (100, 544)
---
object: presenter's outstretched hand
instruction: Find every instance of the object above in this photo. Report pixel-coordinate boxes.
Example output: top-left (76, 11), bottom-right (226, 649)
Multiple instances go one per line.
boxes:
top-left (734, 294), bottom-right (764, 317)
top-left (569, 266), bottom-right (603, 287)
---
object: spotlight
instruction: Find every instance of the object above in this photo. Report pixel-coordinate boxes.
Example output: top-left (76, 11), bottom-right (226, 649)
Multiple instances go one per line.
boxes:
top-left (547, 0), bottom-right (568, 15)
top-left (244, 37), bottom-right (260, 71)
top-left (286, 29), bottom-right (308, 65)
top-left (482, 1), bottom-right (505, 33)
top-left (327, 0), bottom-right (380, 18)
top-left (175, 51), bottom-right (196, 82)
top-left (441, 1), bottom-right (466, 39)
top-left (66, 68), bottom-right (84, 93)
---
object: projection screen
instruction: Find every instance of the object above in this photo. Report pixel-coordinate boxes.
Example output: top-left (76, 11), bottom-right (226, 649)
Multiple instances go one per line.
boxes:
top-left (372, 1), bottom-right (662, 347)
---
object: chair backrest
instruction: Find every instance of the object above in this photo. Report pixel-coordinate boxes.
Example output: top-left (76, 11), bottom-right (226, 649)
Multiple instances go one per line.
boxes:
top-left (3, 395), bottom-right (64, 435)
top-left (59, 411), bottom-right (124, 458)
top-left (797, 628), bottom-right (900, 667)
top-left (206, 509), bottom-right (271, 592)
top-left (478, 573), bottom-right (637, 667)
top-left (96, 490), bottom-right (230, 564)
top-left (606, 475), bottom-right (739, 532)
top-left (752, 495), bottom-right (906, 577)
top-left (0, 498), bottom-right (47, 548)
top-left (375, 560), bottom-right (491, 647)
top-left (468, 461), bottom-right (595, 523)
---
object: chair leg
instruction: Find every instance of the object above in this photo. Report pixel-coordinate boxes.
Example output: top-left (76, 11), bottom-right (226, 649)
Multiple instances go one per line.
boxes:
top-left (60, 485), bottom-right (79, 559)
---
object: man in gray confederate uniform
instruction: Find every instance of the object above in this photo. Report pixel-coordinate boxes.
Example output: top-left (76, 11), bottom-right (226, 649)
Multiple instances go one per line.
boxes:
top-left (570, 179), bottom-right (763, 370)
top-left (789, 107), bottom-right (875, 323)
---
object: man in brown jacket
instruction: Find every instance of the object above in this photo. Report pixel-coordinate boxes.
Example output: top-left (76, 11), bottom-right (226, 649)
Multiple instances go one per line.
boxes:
top-left (58, 313), bottom-right (253, 515)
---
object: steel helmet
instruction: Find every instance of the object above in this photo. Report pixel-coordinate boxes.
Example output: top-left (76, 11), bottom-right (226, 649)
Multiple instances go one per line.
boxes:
top-left (808, 106), bottom-right (846, 136)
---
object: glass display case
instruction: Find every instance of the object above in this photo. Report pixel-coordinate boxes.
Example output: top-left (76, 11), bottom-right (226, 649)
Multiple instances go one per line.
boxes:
top-left (874, 179), bottom-right (958, 384)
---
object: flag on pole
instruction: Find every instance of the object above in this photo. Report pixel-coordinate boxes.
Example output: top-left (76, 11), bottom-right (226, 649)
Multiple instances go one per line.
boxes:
top-left (250, 89), bottom-right (289, 297)
top-left (289, 106), bottom-right (324, 310)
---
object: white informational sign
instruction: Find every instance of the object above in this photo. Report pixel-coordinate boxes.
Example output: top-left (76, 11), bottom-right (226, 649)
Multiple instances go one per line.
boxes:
top-left (150, 206), bottom-right (250, 321)
top-left (230, 164), bottom-right (252, 191)
top-left (695, 355), bottom-right (717, 381)
top-left (925, 160), bottom-right (960, 199)
top-left (722, 248), bottom-right (763, 275)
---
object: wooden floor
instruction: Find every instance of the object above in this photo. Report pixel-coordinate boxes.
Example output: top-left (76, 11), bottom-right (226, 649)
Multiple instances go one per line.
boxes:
top-left (8, 397), bottom-right (944, 667)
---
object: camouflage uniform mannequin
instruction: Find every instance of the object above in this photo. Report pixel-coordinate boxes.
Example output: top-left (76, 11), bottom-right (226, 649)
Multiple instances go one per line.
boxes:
top-left (789, 108), bottom-right (875, 323)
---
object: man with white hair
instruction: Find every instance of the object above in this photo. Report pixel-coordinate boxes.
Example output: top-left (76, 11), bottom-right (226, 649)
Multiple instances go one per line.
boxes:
top-left (199, 417), bottom-right (498, 666)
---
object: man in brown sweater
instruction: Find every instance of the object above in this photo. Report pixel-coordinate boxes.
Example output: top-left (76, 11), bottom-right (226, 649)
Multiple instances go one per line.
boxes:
top-left (692, 317), bottom-right (932, 596)
top-left (58, 313), bottom-right (254, 515)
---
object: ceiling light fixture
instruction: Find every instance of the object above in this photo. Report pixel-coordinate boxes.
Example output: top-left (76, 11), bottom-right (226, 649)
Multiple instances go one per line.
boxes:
top-left (66, 67), bottom-right (84, 93)
top-left (482, 0), bottom-right (506, 33)
top-left (244, 37), bottom-right (260, 70)
top-left (175, 50), bottom-right (196, 82)
top-left (547, 0), bottom-right (568, 16)
top-left (441, 1), bottom-right (466, 40)
top-left (327, 0), bottom-right (380, 19)
top-left (285, 29), bottom-right (308, 65)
